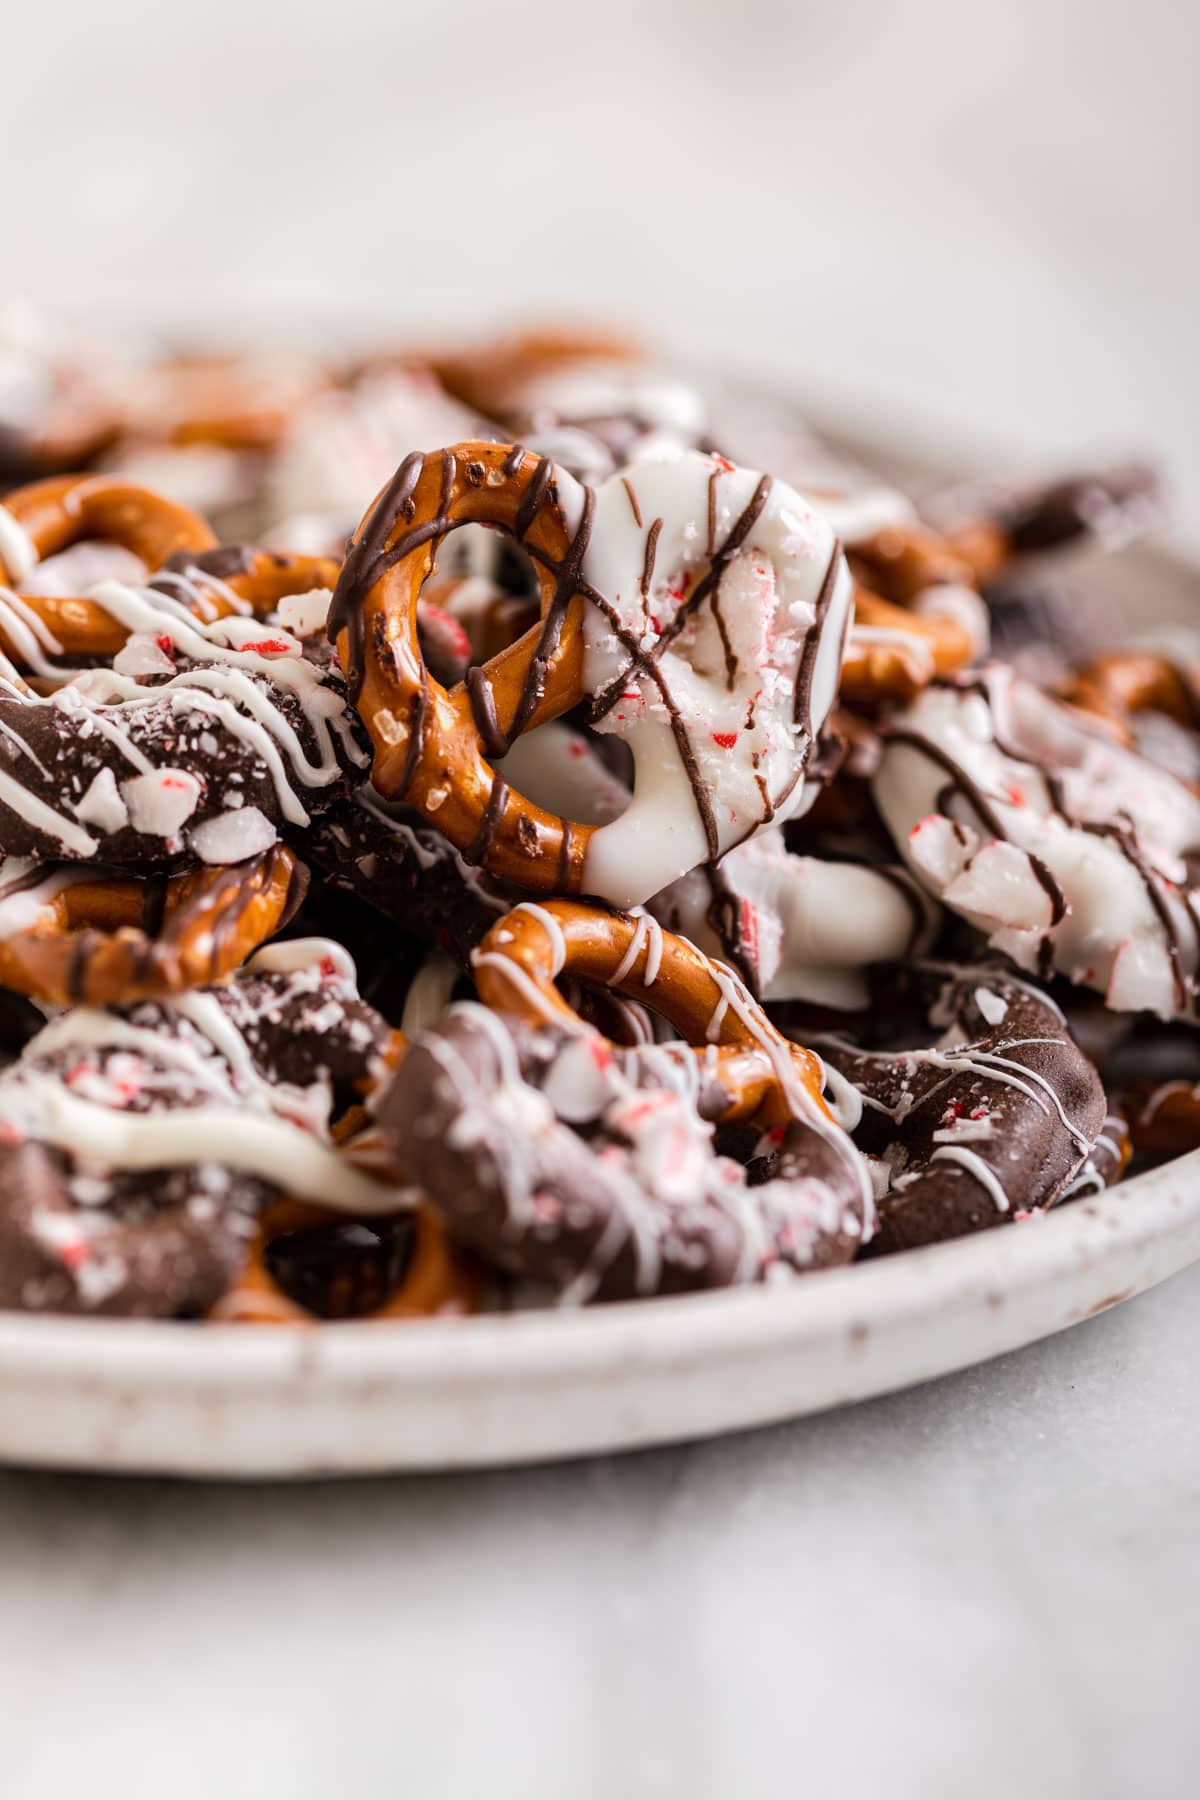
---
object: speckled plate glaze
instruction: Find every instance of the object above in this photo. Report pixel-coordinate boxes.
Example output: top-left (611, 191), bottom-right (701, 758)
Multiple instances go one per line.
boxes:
top-left (1, 423), bottom-right (1197, 1478)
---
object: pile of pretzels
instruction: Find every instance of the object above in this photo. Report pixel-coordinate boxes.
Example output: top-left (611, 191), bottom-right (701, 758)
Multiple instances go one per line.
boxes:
top-left (0, 312), bottom-right (1187, 1321)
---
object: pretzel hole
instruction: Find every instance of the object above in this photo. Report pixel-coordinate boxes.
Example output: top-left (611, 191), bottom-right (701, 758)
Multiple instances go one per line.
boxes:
top-left (423, 529), bottom-right (541, 667)
top-left (263, 1217), bottom-right (415, 1320)
top-left (560, 975), bottom-right (680, 1047)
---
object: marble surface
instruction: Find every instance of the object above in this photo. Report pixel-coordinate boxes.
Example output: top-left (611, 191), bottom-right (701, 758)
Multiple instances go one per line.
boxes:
top-left (3, 1), bottom-right (1200, 1792)
top-left (1, 1265), bottom-right (1198, 1799)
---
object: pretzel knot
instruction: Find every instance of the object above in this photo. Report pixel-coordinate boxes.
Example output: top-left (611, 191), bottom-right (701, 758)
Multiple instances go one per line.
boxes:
top-left (0, 473), bottom-right (214, 666)
top-left (0, 474), bottom-right (340, 671)
top-left (382, 899), bottom-right (874, 1299)
top-left (210, 1198), bottom-right (481, 1324)
top-left (0, 846), bottom-right (307, 1006)
top-left (842, 589), bottom-right (979, 704)
top-left (329, 440), bottom-right (853, 908)
top-left (327, 440), bottom-right (594, 894)
top-left (471, 898), bottom-right (835, 1132)
top-left (1062, 651), bottom-right (1199, 739)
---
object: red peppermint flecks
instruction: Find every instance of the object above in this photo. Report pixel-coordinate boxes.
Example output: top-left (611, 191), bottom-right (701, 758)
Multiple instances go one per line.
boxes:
top-left (319, 956), bottom-right (340, 979)
top-left (589, 1040), bottom-right (613, 1071)
top-left (60, 1240), bottom-right (90, 1270)
top-left (739, 899), bottom-right (760, 968)
top-left (155, 633), bottom-right (176, 656)
top-left (712, 731), bottom-right (738, 749)
top-left (241, 638), bottom-right (292, 656)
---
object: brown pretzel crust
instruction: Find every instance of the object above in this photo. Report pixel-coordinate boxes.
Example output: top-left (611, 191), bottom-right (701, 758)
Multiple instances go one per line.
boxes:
top-left (430, 327), bottom-right (642, 416)
top-left (0, 468), bottom-right (339, 665)
top-left (1125, 1082), bottom-right (1200, 1156)
top-left (210, 1197), bottom-right (482, 1324)
top-left (3, 473), bottom-right (216, 575)
top-left (847, 520), bottom-right (1006, 602)
top-left (0, 846), bottom-right (308, 1006)
top-left (472, 899), bottom-right (831, 1128)
top-left (841, 588), bottom-right (977, 703)
top-left (0, 474), bottom-right (218, 664)
top-left (329, 441), bottom-right (594, 893)
top-left (1062, 651), bottom-right (1199, 736)
top-left (212, 548), bottom-right (342, 616)
top-left (117, 353), bottom-right (330, 453)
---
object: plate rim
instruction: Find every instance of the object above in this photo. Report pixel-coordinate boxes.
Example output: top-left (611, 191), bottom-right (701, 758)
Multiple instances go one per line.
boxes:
top-left (2, 1143), bottom-right (1198, 1385)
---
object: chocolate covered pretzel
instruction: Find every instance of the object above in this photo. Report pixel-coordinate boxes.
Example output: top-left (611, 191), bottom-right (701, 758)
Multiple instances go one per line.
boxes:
top-left (0, 943), bottom-right (405, 1316)
top-left (0, 576), bottom-right (368, 864)
top-left (814, 965), bottom-right (1107, 1252)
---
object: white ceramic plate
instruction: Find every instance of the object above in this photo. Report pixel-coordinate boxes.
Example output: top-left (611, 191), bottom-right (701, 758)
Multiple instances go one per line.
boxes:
top-left (2, 425), bottom-right (1198, 1478)
top-left (0, 1153), bottom-right (1198, 1475)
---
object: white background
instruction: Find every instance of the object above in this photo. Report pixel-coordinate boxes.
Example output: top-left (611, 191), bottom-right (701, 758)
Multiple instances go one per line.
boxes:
top-left (3, 5), bottom-right (1200, 1796)
top-left (4, 0), bottom-right (1198, 531)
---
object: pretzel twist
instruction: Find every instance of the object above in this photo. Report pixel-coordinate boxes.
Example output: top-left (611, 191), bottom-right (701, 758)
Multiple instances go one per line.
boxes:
top-left (846, 464), bottom-right (1158, 602)
top-left (117, 353), bottom-right (327, 453)
top-left (430, 328), bottom-right (642, 416)
top-left (0, 474), bottom-right (216, 664)
top-left (210, 1198), bottom-right (481, 1323)
top-left (1062, 651), bottom-right (1200, 737)
top-left (0, 475), bottom-right (340, 667)
top-left (842, 588), bottom-right (977, 703)
top-left (471, 899), bottom-right (831, 1129)
top-left (1, 473), bottom-right (216, 580)
top-left (328, 441), bottom-right (593, 893)
top-left (0, 846), bottom-right (307, 1006)
top-left (847, 522), bottom-right (1001, 602)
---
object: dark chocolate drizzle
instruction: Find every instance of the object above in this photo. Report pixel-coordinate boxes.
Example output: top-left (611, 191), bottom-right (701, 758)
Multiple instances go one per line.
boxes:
top-left (462, 775), bottom-right (510, 867)
top-left (888, 726), bottom-right (1068, 925)
top-left (793, 543), bottom-right (842, 727)
top-left (327, 450), bottom-right (426, 703)
top-left (327, 445), bottom-right (827, 874)
top-left (162, 544), bottom-right (255, 581)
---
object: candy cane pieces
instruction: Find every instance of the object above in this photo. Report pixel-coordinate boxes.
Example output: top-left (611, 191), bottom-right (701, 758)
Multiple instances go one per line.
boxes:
top-left (330, 441), bottom-right (854, 908)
